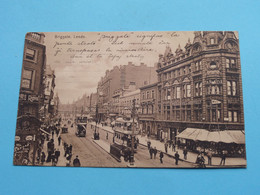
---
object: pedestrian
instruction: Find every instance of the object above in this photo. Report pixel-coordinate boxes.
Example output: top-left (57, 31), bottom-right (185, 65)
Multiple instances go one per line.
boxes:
top-left (55, 149), bottom-right (60, 163)
top-left (51, 130), bottom-right (54, 139)
top-left (66, 152), bottom-right (72, 166)
top-left (172, 143), bottom-right (176, 152)
top-left (175, 151), bottom-right (180, 165)
top-left (69, 144), bottom-right (73, 153)
top-left (149, 147), bottom-right (154, 159)
top-left (207, 149), bottom-right (212, 165)
top-left (51, 151), bottom-right (56, 166)
top-left (183, 147), bottom-right (188, 160)
top-left (220, 150), bottom-right (226, 165)
top-left (159, 151), bottom-right (164, 163)
top-left (40, 152), bottom-right (46, 165)
top-left (58, 136), bottom-right (61, 146)
top-left (147, 140), bottom-right (151, 150)
top-left (73, 155), bottom-right (81, 167)
top-left (164, 142), bottom-right (168, 153)
top-left (153, 147), bottom-right (157, 159)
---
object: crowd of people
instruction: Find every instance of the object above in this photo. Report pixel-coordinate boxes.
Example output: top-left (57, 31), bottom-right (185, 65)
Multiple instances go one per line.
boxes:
top-left (35, 122), bottom-right (81, 167)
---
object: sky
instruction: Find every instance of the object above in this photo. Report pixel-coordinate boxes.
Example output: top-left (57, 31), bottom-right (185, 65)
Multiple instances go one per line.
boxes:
top-left (44, 31), bottom-right (195, 104)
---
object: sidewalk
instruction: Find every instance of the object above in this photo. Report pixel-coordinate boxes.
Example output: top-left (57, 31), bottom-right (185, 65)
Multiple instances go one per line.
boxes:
top-left (41, 132), bottom-right (68, 167)
top-left (137, 135), bottom-right (247, 167)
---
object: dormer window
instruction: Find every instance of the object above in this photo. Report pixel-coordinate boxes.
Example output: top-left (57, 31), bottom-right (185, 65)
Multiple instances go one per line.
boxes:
top-left (210, 38), bottom-right (215, 45)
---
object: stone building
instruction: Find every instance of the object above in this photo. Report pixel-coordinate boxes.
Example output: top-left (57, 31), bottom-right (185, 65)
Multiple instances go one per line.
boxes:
top-left (142, 31), bottom-right (244, 142)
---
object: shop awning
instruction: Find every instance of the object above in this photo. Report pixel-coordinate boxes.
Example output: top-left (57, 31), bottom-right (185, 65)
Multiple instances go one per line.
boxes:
top-left (176, 128), bottom-right (245, 144)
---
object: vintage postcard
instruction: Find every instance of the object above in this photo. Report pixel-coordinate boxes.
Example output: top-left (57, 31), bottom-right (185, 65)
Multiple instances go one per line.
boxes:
top-left (13, 31), bottom-right (246, 168)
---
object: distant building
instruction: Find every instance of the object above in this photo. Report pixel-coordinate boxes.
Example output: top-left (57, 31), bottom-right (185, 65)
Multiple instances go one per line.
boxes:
top-left (119, 89), bottom-right (141, 119)
top-left (97, 62), bottom-right (157, 105)
top-left (139, 83), bottom-right (158, 137)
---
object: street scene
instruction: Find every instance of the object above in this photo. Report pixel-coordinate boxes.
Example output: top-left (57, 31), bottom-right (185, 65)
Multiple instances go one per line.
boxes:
top-left (13, 31), bottom-right (246, 168)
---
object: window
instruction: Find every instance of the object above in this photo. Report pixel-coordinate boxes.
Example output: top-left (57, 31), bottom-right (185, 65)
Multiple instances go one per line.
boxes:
top-left (195, 61), bottom-right (201, 71)
top-left (226, 59), bottom-right (230, 68)
top-left (210, 38), bottom-right (215, 44)
top-left (199, 83), bottom-right (202, 96)
top-left (167, 88), bottom-right (171, 100)
top-left (142, 92), bottom-right (145, 100)
top-left (176, 87), bottom-right (181, 99)
top-left (234, 111), bottom-right (238, 122)
top-left (232, 81), bottom-right (237, 96)
top-left (21, 69), bottom-right (34, 89)
top-left (187, 84), bottom-right (191, 97)
top-left (25, 48), bottom-right (36, 61)
top-left (147, 91), bottom-right (150, 99)
top-left (195, 82), bottom-right (202, 97)
top-left (152, 90), bottom-right (155, 99)
top-left (227, 81), bottom-right (237, 96)
top-left (226, 58), bottom-right (236, 69)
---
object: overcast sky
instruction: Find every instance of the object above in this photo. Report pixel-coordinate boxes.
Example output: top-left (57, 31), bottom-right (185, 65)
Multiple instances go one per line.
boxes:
top-left (44, 31), bottom-right (195, 104)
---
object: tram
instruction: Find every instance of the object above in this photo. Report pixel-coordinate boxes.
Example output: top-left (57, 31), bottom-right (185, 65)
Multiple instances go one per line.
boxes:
top-left (113, 118), bottom-right (139, 151)
top-left (75, 115), bottom-right (87, 137)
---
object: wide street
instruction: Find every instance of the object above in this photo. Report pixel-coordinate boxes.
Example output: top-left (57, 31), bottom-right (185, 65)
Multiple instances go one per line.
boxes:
top-left (52, 120), bottom-right (192, 168)
top-left (60, 121), bottom-right (125, 167)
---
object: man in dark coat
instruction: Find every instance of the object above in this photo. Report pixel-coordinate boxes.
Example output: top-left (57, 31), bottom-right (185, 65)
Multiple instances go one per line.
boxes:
top-left (183, 147), bottom-right (188, 160)
top-left (73, 155), bottom-right (81, 167)
top-left (164, 142), bottom-right (168, 153)
top-left (159, 151), bottom-right (164, 164)
top-left (40, 152), bottom-right (46, 165)
top-left (55, 149), bottom-right (61, 163)
top-left (149, 147), bottom-right (154, 159)
top-left (153, 147), bottom-right (157, 159)
top-left (58, 136), bottom-right (61, 146)
top-left (175, 151), bottom-right (180, 165)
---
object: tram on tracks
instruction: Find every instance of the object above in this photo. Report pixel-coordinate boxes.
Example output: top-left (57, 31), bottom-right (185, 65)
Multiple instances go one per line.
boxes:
top-left (75, 115), bottom-right (87, 137)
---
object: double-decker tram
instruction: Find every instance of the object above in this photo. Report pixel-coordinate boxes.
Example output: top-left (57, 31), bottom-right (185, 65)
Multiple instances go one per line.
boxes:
top-left (75, 115), bottom-right (87, 137)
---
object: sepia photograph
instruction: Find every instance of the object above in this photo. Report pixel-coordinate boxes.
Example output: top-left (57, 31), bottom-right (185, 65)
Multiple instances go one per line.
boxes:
top-left (13, 31), bottom-right (246, 168)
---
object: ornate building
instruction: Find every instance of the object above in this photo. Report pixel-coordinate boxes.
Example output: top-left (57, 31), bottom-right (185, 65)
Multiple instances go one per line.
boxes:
top-left (142, 31), bottom-right (244, 141)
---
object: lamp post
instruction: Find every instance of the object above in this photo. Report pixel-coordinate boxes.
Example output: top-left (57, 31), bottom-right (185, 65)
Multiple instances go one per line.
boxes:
top-left (129, 99), bottom-right (137, 166)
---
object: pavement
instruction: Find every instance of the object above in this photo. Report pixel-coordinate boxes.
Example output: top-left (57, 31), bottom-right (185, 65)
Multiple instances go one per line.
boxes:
top-left (89, 123), bottom-right (247, 167)
top-left (137, 135), bottom-right (247, 167)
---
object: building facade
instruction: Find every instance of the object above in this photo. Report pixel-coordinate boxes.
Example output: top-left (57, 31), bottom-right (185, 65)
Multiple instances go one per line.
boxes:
top-left (140, 31), bottom-right (244, 142)
top-left (139, 83), bottom-right (158, 137)
top-left (14, 32), bottom-right (46, 165)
